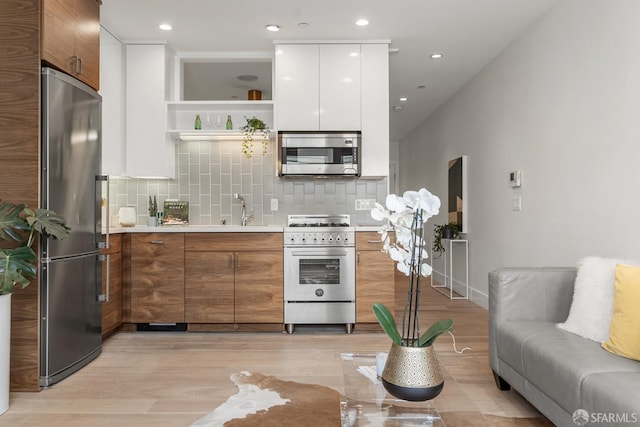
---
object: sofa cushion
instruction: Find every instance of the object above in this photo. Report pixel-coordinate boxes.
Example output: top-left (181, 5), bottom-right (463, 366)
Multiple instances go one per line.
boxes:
top-left (602, 264), bottom-right (640, 361)
top-left (557, 257), bottom-right (637, 343)
top-left (580, 371), bottom-right (640, 424)
top-left (497, 320), bottom-right (640, 413)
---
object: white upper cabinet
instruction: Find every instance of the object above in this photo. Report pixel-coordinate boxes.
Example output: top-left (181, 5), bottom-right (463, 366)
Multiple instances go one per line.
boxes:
top-left (275, 44), bottom-right (319, 131)
top-left (319, 44), bottom-right (361, 130)
top-left (360, 44), bottom-right (389, 177)
top-left (99, 27), bottom-right (125, 176)
top-left (276, 44), bottom-right (361, 131)
top-left (125, 43), bottom-right (175, 178)
top-left (275, 42), bottom-right (389, 177)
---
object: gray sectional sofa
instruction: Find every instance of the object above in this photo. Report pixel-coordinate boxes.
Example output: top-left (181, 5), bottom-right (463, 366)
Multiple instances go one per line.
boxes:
top-left (489, 267), bottom-right (640, 427)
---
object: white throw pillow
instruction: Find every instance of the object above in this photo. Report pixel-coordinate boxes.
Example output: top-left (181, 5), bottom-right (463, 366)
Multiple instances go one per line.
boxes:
top-left (557, 257), bottom-right (638, 343)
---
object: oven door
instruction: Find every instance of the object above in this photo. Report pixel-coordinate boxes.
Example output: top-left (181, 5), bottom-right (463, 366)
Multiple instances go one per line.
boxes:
top-left (284, 247), bottom-right (355, 301)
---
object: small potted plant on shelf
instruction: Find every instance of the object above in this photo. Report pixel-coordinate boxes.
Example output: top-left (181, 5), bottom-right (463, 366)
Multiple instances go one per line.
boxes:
top-left (432, 222), bottom-right (460, 259)
top-left (239, 116), bottom-right (270, 158)
top-left (370, 189), bottom-right (454, 401)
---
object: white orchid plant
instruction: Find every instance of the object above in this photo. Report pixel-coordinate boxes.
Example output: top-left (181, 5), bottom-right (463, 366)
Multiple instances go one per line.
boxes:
top-left (370, 188), bottom-right (454, 347)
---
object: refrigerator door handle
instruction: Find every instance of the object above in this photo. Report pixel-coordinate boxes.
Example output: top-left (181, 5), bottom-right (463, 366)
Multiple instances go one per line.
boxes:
top-left (98, 175), bottom-right (109, 250)
top-left (98, 254), bottom-right (109, 302)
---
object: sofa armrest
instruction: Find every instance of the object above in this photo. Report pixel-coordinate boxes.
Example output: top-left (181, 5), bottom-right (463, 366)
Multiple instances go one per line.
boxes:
top-left (488, 267), bottom-right (576, 371)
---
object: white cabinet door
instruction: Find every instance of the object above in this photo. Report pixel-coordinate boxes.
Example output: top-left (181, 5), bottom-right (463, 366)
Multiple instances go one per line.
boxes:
top-left (125, 43), bottom-right (174, 178)
top-left (275, 44), bottom-right (319, 131)
top-left (319, 44), bottom-right (361, 130)
top-left (360, 44), bottom-right (389, 177)
top-left (99, 27), bottom-right (125, 176)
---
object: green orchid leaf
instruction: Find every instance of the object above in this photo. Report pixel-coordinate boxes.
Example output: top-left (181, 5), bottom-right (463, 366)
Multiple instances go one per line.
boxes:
top-left (0, 247), bottom-right (38, 294)
top-left (373, 303), bottom-right (403, 345)
top-left (418, 319), bottom-right (454, 347)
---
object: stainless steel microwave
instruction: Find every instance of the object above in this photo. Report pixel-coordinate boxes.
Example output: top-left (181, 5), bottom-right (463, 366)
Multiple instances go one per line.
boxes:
top-left (278, 132), bottom-right (361, 177)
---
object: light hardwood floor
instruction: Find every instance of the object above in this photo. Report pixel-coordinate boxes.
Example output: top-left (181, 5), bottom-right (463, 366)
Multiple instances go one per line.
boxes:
top-left (1, 277), bottom-right (548, 426)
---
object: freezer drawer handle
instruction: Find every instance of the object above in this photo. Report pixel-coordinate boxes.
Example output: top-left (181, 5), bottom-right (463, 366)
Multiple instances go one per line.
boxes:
top-left (150, 240), bottom-right (164, 244)
top-left (98, 254), bottom-right (109, 302)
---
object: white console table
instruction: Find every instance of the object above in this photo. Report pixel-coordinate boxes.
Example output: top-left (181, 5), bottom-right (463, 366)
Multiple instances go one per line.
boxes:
top-left (431, 238), bottom-right (469, 300)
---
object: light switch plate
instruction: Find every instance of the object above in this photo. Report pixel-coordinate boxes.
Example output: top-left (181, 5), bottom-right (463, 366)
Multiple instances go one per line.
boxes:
top-left (512, 197), bottom-right (522, 211)
top-left (355, 199), bottom-right (376, 211)
top-left (270, 198), bottom-right (278, 211)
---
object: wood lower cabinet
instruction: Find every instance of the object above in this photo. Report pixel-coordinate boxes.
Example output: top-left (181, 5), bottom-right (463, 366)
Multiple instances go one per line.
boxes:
top-left (185, 233), bottom-right (283, 325)
top-left (101, 234), bottom-right (122, 338)
top-left (42, 0), bottom-right (100, 90)
top-left (356, 232), bottom-right (395, 323)
top-left (130, 233), bottom-right (185, 323)
top-left (185, 251), bottom-right (234, 323)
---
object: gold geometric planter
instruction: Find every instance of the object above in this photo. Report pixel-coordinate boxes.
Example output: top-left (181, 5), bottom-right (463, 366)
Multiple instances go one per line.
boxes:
top-left (381, 342), bottom-right (444, 401)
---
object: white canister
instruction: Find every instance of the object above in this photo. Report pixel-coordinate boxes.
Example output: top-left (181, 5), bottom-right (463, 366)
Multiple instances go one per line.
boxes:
top-left (118, 206), bottom-right (137, 227)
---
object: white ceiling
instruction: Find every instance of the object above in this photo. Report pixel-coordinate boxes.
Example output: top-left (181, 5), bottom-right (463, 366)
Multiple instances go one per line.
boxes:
top-left (101, 0), bottom-right (558, 142)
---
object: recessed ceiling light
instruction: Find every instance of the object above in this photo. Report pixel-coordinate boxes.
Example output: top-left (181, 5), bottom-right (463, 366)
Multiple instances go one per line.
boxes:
top-left (356, 18), bottom-right (369, 26)
top-left (297, 22), bottom-right (309, 28)
top-left (349, 52), bottom-right (359, 57)
top-left (265, 24), bottom-right (281, 32)
top-left (393, 106), bottom-right (403, 111)
top-left (158, 23), bottom-right (172, 31)
top-left (400, 97), bottom-right (408, 102)
top-left (430, 53), bottom-right (444, 59)
top-left (417, 85), bottom-right (427, 89)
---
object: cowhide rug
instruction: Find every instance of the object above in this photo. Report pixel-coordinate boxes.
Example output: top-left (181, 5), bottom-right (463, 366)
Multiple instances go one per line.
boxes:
top-left (192, 372), bottom-right (554, 427)
top-left (192, 371), bottom-right (341, 427)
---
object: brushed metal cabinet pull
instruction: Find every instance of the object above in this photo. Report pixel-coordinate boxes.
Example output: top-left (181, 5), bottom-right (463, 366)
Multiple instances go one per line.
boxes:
top-left (357, 253), bottom-right (360, 267)
top-left (98, 254), bottom-right (109, 302)
top-left (235, 254), bottom-right (239, 269)
top-left (150, 240), bottom-right (164, 244)
top-left (367, 240), bottom-right (381, 244)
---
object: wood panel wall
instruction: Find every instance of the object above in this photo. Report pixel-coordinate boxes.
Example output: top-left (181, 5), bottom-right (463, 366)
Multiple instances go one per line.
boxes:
top-left (0, 0), bottom-right (43, 391)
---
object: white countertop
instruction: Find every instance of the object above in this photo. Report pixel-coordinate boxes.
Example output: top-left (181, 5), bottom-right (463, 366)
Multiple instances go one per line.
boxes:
top-left (105, 225), bottom-right (381, 233)
top-left (106, 225), bottom-right (285, 233)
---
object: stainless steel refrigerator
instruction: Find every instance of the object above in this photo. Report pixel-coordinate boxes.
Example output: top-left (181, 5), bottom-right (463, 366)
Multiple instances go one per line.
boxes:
top-left (40, 67), bottom-right (106, 387)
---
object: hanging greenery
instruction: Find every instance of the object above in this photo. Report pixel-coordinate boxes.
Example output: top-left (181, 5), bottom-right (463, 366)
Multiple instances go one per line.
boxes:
top-left (239, 116), bottom-right (270, 158)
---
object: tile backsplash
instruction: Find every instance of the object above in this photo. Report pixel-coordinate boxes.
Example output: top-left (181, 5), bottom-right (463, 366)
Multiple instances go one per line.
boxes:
top-left (107, 140), bottom-right (388, 227)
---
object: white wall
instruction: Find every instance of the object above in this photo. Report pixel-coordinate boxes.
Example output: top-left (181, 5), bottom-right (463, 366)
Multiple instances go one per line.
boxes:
top-left (400, 0), bottom-right (640, 307)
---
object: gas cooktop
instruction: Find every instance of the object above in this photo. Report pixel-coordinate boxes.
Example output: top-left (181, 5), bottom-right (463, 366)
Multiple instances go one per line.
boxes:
top-left (286, 214), bottom-right (351, 228)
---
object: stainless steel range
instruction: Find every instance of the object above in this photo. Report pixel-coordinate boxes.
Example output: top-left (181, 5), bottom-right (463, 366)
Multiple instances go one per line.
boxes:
top-left (284, 214), bottom-right (356, 334)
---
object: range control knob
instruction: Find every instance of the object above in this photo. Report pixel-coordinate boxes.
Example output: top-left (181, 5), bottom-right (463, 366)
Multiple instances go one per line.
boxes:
top-left (315, 288), bottom-right (324, 297)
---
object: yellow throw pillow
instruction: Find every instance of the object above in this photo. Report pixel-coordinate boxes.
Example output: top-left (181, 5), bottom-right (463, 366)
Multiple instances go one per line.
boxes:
top-left (602, 264), bottom-right (640, 361)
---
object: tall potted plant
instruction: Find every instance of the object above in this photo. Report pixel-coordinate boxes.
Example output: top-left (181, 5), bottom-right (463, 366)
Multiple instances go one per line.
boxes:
top-left (0, 200), bottom-right (70, 414)
top-left (371, 188), bottom-right (453, 401)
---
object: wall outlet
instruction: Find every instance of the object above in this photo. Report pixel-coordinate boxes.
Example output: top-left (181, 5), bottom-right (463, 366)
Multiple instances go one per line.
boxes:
top-left (355, 199), bottom-right (376, 211)
top-left (270, 198), bottom-right (278, 211)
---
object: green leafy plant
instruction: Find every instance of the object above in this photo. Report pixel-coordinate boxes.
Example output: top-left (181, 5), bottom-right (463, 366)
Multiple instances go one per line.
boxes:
top-left (239, 116), bottom-right (270, 158)
top-left (432, 222), bottom-right (460, 259)
top-left (371, 189), bottom-right (454, 347)
top-left (148, 195), bottom-right (158, 217)
top-left (0, 200), bottom-right (70, 295)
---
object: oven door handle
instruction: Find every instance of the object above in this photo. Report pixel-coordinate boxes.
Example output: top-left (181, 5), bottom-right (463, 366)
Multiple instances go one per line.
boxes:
top-left (290, 250), bottom-right (349, 257)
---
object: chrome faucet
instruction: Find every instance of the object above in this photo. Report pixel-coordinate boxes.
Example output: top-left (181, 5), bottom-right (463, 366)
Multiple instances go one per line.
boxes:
top-left (234, 193), bottom-right (253, 226)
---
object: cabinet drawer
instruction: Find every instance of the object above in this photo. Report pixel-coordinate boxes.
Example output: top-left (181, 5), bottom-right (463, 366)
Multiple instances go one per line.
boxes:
top-left (356, 231), bottom-right (384, 250)
top-left (185, 232), bottom-right (283, 252)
